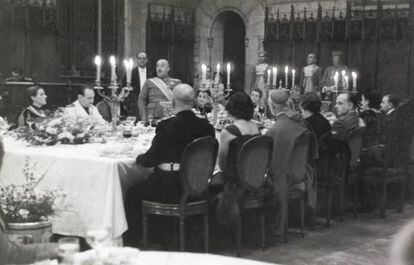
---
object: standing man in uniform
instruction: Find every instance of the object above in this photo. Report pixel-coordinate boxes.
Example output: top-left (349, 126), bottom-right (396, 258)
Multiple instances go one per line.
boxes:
top-left (320, 50), bottom-right (349, 95)
top-left (299, 53), bottom-right (322, 94)
top-left (138, 59), bottom-right (181, 122)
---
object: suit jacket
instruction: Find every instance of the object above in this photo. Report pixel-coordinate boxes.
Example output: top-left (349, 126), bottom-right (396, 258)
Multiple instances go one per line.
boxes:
top-left (332, 110), bottom-right (359, 141)
top-left (266, 113), bottom-right (310, 187)
top-left (138, 77), bottom-right (181, 120)
top-left (305, 112), bottom-right (332, 141)
top-left (122, 67), bottom-right (152, 119)
top-left (65, 100), bottom-right (106, 125)
top-left (136, 110), bottom-right (215, 167)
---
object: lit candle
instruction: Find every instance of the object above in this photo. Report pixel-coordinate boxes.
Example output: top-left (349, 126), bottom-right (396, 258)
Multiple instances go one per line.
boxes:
top-left (226, 63), bottom-right (231, 86)
top-left (341, 70), bottom-right (346, 90)
top-left (272, 67), bottom-right (277, 87)
top-left (267, 69), bottom-right (271, 85)
top-left (123, 58), bottom-right (133, 84)
top-left (344, 75), bottom-right (349, 91)
top-left (284, 66), bottom-right (289, 88)
top-left (215, 63), bottom-right (221, 84)
top-left (94, 55), bottom-right (101, 82)
top-left (334, 71), bottom-right (339, 91)
top-left (201, 64), bottom-right (207, 84)
top-left (351, 71), bottom-right (357, 91)
top-left (109, 55), bottom-right (117, 83)
top-left (291, 69), bottom-right (296, 89)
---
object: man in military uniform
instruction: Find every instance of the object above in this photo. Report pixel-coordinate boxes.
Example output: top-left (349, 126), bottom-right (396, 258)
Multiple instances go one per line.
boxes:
top-left (320, 50), bottom-right (349, 94)
top-left (138, 59), bottom-right (181, 122)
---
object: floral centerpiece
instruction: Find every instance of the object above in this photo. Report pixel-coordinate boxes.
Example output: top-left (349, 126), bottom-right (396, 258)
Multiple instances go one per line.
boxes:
top-left (15, 109), bottom-right (101, 146)
top-left (206, 104), bottom-right (232, 130)
top-left (0, 157), bottom-right (64, 243)
top-left (0, 157), bottom-right (63, 223)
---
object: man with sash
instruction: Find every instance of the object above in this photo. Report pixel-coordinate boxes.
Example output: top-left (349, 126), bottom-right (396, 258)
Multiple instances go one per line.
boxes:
top-left (138, 59), bottom-right (181, 122)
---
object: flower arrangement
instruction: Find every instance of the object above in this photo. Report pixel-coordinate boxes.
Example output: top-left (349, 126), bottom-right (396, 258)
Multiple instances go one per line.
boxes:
top-left (0, 157), bottom-right (64, 223)
top-left (15, 109), bottom-right (99, 146)
top-left (206, 104), bottom-right (232, 130)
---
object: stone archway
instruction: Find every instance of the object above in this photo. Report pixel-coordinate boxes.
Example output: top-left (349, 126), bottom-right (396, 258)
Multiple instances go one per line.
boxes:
top-left (194, 1), bottom-right (265, 91)
top-left (208, 10), bottom-right (246, 90)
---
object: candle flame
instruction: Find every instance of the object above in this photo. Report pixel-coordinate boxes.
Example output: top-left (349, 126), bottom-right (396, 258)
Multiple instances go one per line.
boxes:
top-left (272, 67), bottom-right (277, 74)
top-left (284, 66), bottom-right (289, 73)
top-left (217, 63), bottom-right (221, 71)
top-left (94, 56), bottom-right (101, 66)
top-left (201, 64), bottom-right (207, 71)
top-left (292, 69), bottom-right (296, 74)
top-left (351, 71), bottom-right (357, 78)
top-left (341, 70), bottom-right (346, 76)
top-left (109, 56), bottom-right (116, 66)
top-left (226, 63), bottom-right (231, 71)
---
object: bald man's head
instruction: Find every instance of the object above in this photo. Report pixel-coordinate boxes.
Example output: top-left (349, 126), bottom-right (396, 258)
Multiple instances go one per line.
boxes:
top-left (172, 84), bottom-right (195, 110)
top-left (156, 59), bottom-right (170, 78)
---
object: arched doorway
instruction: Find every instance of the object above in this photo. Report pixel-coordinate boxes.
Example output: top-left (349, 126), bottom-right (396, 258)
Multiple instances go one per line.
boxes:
top-left (210, 11), bottom-right (246, 91)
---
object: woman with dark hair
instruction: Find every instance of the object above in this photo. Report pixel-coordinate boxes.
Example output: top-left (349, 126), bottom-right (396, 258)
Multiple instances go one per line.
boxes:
top-left (216, 92), bottom-right (260, 224)
top-left (300, 92), bottom-right (331, 141)
top-left (17, 86), bottom-right (48, 127)
top-left (194, 90), bottom-right (212, 117)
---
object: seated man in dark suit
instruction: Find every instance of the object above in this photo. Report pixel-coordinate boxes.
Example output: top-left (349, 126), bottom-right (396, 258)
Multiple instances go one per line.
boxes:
top-left (124, 84), bottom-right (215, 246)
top-left (265, 89), bottom-right (314, 235)
top-left (300, 92), bottom-right (332, 141)
top-left (332, 92), bottom-right (360, 141)
top-left (136, 83), bottom-right (215, 203)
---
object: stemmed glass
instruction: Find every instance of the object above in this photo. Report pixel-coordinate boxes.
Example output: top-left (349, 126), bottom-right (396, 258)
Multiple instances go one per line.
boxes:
top-left (85, 226), bottom-right (111, 262)
top-left (26, 117), bottom-right (35, 129)
top-left (147, 114), bottom-right (154, 127)
top-left (58, 237), bottom-right (80, 264)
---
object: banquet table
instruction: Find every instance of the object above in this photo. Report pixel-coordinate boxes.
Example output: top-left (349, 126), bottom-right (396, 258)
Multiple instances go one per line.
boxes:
top-left (138, 251), bottom-right (279, 265)
top-left (0, 133), bottom-right (154, 245)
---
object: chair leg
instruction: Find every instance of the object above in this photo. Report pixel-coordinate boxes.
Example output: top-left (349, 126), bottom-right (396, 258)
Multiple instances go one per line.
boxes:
top-left (327, 182), bottom-right (332, 227)
top-left (236, 216), bottom-right (242, 257)
top-left (284, 202), bottom-right (288, 243)
top-left (204, 213), bottom-right (209, 253)
top-left (260, 208), bottom-right (265, 251)
top-left (380, 182), bottom-right (386, 219)
top-left (399, 179), bottom-right (406, 213)
top-left (300, 198), bottom-right (305, 238)
top-left (353, 184), bottom-right (358, 218)
top-left (179, 217), bottom-right (185, 251)
top-left (142, 213), bottom-right (148, 250)
top-left (339, 181), bottom-right (344, 222)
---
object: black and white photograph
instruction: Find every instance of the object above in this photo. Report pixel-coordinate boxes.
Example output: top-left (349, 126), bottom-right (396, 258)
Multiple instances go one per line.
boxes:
top-left (0, 0), bottom-right (414, 264)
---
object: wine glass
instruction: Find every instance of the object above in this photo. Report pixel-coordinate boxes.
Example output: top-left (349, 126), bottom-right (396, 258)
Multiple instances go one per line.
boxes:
top-left (147, 114), bottom-right (154, 127)
top-left (26, 117), bottom-right (35, 129)
top-left (58, 237), bottom-right (80, 263)
top-left (86, 227), bottom-right (110, 250)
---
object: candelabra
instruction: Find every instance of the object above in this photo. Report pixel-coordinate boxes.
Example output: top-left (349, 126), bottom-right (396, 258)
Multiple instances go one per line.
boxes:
top-left (200, 79), bottom-right (232, 126)
top-left (94, 79), bottom-right (132, 130)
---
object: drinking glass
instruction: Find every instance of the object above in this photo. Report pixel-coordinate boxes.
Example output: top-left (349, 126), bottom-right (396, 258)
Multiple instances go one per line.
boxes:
top-left (58, 237), bottom-right (80, 263)
top-left (147, 114), bottom-right (154, 127)
top-left (85, 227), bottom-right (110, 250)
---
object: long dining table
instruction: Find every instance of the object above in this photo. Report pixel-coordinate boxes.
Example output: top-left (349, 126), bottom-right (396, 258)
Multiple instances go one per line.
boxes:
top-left (0, 133), bottom-right (155, 245)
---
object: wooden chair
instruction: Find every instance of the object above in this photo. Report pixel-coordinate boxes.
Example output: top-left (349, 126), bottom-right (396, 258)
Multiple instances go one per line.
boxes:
top-left (284, 130), bottom-right (314, 242)
top-left (235, 135), bottom-right (273, 256)
top-left (345, 126), bottom-right (365, 218)
top-left (141, 136), bottom-right (218, 252)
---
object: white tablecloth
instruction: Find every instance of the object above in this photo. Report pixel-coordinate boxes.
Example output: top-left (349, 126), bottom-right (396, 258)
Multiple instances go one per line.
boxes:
top-left (138, 251), bottom-right (279, 265)
top-left (0, 136), bottom-right (153, 244)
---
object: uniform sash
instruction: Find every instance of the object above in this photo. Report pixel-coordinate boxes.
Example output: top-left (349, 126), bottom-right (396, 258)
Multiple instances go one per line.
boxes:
top-left (149, 77), bottom-right (173, 101)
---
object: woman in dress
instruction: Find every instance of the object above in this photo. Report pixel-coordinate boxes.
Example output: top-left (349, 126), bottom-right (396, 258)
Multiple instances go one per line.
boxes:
top-left (17, 86), bottom-right (48, 127)
top-left (216, 92), bottom-right (260, 225)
